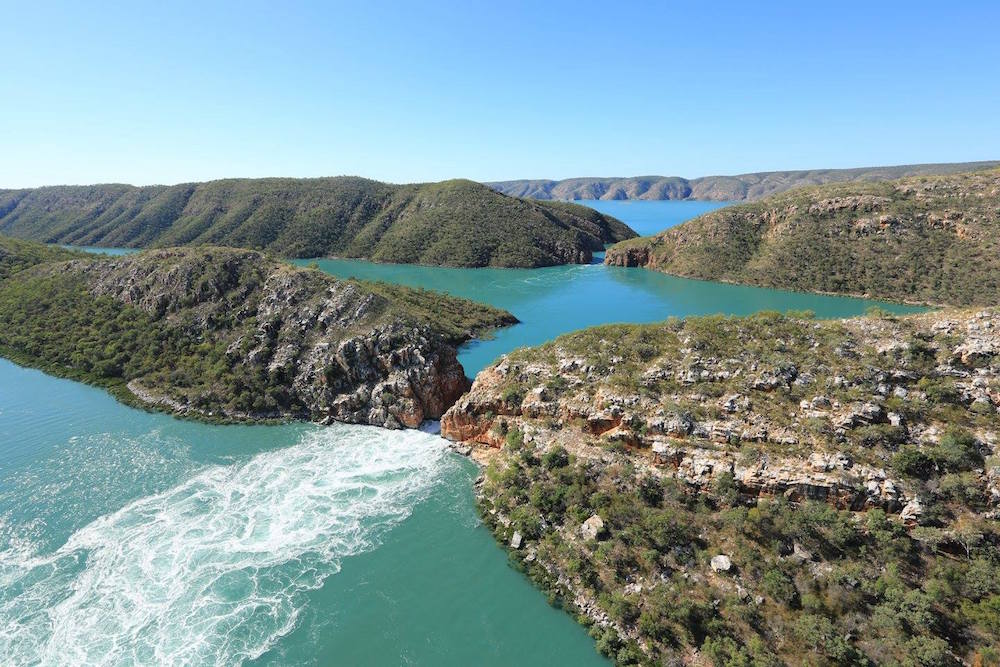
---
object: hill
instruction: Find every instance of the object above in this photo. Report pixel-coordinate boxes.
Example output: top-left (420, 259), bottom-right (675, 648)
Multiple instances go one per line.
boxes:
top-left (443, 309), bottom-right (1000, 665)
top-left (0, 236), bottom-right (86, 280)
top-left (605, 168), bottom-right (1000, 306)
top-left (0, 177), bottom-right (635, 268)
top-left (490, 161), bottom-right (1000, 202)
top-left (0, 241), bottom-right (515, 426)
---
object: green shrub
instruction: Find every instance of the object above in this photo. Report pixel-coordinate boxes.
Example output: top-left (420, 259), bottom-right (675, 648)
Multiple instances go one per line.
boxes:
top-left (505, 427), bottom-right (525, 451)
top-left (542, 446), bottom-right (569, 469)
top-left (637, 476), bottom-right (664, 506)
top-left (893, 447), bottom-right (935, 479)
top-left (761, 567), bottom-right (798, 606)
top-left (934, 428), bottom-right (982, 472)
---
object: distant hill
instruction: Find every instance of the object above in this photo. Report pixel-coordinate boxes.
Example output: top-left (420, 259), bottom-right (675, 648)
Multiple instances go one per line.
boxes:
top-left (605, 168), bottom-right (1000, 306)
top-left (0, 236), bottom-right (84, 280)
top-left (490, 161), bottom-right (1000, 201)
top-left (0, 177), bottom-right (635, 268)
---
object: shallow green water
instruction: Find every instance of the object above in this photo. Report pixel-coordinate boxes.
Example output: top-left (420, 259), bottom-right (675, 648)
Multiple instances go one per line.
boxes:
top-left (9, 201), bottom-right (926, 664)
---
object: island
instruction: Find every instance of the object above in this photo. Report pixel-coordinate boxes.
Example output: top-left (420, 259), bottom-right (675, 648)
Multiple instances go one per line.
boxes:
top-left (443, 309), bottom-right (1000, 665)
top-left (605, 168), bottom-right (1000, 307)
top-left (0, 238), bottom-right (515, 426)
top-left (0, 177), bottom-right (635, 268)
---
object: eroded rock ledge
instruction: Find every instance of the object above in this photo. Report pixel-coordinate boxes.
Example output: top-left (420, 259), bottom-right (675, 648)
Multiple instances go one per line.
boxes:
top-left (444, 309), bottom-right (1000, 515)
top-left (443, 308), bottom-right (1000, 665)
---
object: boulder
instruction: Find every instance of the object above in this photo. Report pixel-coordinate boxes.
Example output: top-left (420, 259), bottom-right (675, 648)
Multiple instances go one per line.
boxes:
top-left (581, 514), bottom-right (606, 541)
top-left (510, 531), bottom-right (523, 549)
top-left (710, 554), bottom-right (732, 573)
top-left (791, 542), bottom-right (813, 563)
top-left (900, 498), bottom-right (923, 525)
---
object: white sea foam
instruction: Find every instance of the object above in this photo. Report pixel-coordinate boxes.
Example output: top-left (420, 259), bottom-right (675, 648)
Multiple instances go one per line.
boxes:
top-left (0, 424), bottom-right (448, 666)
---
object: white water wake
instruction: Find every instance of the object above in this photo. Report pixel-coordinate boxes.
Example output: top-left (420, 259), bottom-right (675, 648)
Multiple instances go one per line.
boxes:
top-left (0, 424), bottom-right (448, 665)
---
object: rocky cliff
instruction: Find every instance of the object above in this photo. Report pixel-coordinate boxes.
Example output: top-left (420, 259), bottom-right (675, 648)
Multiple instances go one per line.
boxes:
top-left (443, 310), bottom-right (1000, 664)
top-left (605, 168), bottom-right (1000, 307)
top-left (490, 160), bottom-right (1000, 202)
top-left (0, 244), bottom-right (515, 427)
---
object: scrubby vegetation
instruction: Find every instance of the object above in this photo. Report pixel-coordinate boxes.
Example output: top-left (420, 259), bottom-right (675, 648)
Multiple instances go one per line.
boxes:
top-left (447, 310), bottom-right (1000, 665)
top-left (605, 168), bottom-right (1000, 306)
top-left (482, 443), bottom-right (999, 666)
top-left (0, 236), bottom-right (85, 279)
top-left (0, 177), bottom-right (635, 267)
top-left (0, 240), bottom-right (514, 423)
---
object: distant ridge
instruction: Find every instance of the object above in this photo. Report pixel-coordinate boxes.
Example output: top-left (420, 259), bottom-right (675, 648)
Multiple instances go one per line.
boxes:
top-left (489, 161), bottom-right (1000, 201)
top-left (0, 177), bottom-right (635, 268)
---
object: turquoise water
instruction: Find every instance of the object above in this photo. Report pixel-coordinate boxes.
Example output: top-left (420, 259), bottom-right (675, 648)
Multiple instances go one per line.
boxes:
top-left (583, 199), bottom-right (733, 236)
top-left (296, 201), bottom-right (921, 375)
top-left (306, 258), bottom-right (922, 375)
top-left (0, 360), bottom-right (606, 665)
top-left (7, 201), bottom-right (925, 664)
top-left (296, 241), bottom-right (922, 375)
top-left (61, 245), bottom-right (139, 256)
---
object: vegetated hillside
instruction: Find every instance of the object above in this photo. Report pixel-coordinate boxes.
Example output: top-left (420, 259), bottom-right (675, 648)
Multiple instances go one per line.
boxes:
top-left (490, 160), bottom-right (1000, 201)
top-left (605, 168), bottom-right (1000, 307)
top-left (0, 242), bottom-right (516, 426)
top-left (0, 236), bottom-right (85, 279)
top-left (443, 309), bottom-right (1000, 666)
top-left (0, 178), bottom-right (635, 268)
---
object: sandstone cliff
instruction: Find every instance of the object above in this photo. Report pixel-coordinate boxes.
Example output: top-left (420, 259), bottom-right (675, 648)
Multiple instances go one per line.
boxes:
top-left (445, 309), bottom-right (999, 510)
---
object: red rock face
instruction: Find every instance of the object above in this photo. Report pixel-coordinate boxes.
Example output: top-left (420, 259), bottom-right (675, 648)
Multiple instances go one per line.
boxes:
top-left (603, 245), bottom-right (651, 268)
top-left (441, 367), bottom-right (509, 446)
top-left (406, 347), bottom-right (471, 425)
top-left (443, 309), bottom-right (1000, 517)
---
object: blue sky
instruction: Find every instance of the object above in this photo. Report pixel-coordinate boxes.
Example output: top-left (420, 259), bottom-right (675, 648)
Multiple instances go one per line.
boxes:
top-left (2, 1), bottom-right (998, 187)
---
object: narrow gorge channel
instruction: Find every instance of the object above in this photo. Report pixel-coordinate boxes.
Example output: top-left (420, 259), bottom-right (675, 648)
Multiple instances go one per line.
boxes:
top-left (2, 202), bottom-right (924, 664)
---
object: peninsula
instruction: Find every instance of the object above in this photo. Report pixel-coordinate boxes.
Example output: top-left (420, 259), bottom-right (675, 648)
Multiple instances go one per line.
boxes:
top-left (0, 238), bottom-right (515, 426)
top-left (444, 308), bottom-right (1000, 665)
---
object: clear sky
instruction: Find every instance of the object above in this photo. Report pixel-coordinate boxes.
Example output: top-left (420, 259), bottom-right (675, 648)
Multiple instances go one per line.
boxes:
top-left (2, 0), bottom-right (999, 187)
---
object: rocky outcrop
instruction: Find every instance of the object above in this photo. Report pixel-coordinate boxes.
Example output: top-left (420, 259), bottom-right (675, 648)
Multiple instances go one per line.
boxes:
top-left (444, 308), bottom-right (1000, 514)
top-left (452, 309), bottom-right (1000, 666)
top-left (601, 244), bottom-right (652, 268)
top-left (2, 246), bottom-right (515, 427)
